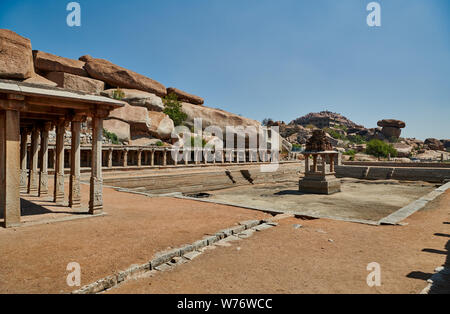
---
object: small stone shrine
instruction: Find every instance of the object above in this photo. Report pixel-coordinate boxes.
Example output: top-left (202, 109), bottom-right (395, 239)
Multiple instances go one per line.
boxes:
top-left (299, 130), bottom-right (341, 194)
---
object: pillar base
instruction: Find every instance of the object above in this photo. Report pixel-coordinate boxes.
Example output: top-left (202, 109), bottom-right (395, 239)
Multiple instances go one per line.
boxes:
top-left (299, 174), bottom-right (341, 195)
top-left (53, 173), bottom-right (65, 204)
top-left (69, 175), bottom-right (81, 208)
top-left (27, 170), bottom-right (39, 195)
top-left (89, 177), bottom-right (103, 215)
top-left (38, 172), bottom-right (49, 197)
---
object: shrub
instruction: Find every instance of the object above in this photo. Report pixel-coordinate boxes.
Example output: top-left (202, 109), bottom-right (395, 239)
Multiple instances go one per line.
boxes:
top-left (291, 143), bottom-right (303, 152)
top-left (343, 149), bottom-right (357, 156)
top-left (325, 128), bottom-right (345, 140)
top-left (163, 93), bottom-right (188, 126)
top-left (112, 87), bottom-right (125, 100)
top-left (366, 139), bottom-right (398, 158)
top-left (103, 129), bottom-right (120, 145)
top-left (156, 141), bottom-right (164, 147)
top-left (347, 134), bottom-right (367, 144)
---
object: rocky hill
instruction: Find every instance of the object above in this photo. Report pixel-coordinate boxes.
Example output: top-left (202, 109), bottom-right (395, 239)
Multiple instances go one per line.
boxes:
top-left (275, 111), bottom-right (449, 160)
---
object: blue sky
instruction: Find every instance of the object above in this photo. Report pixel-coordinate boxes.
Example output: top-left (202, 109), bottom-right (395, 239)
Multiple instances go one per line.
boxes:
top-left (1, 0), bottom-right (449, 139)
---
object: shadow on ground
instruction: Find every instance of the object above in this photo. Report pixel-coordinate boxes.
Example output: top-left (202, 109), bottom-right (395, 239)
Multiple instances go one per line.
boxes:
top-left (407, 230), bottom-right (450, 294)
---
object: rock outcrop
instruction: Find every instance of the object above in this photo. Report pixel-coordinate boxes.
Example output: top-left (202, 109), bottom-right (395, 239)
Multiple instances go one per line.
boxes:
top-left (80, 55), bottom-right (167, 97)
top-left (101, 89), bottom-right (164, 112)
top-left (147, 111), bottom-right (175, 140)
top-left (46, 72), bottom-right (104, 94)
top-left (23, 73), bottom-right (58, 87)
top-left (103, 119), bottom-right (130, 142)
top-left (167, 87), bottom-right (204, 105)
top-left (182, 102), bottom-right (260, 130)
top-left (0, 29), bottom-right (34, 79)
top-left (377, 119), bottom-right (406, 139)
top-left (33, 50), bottom-right (88, 77)
top-left (424, 138), bottom-right (444, 151)
top-left (108, 102), bottom-right (151, 134)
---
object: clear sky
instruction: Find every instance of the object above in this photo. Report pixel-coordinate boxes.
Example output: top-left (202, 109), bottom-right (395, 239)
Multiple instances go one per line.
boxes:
top-left (1, 0), bottom-right (449, 140)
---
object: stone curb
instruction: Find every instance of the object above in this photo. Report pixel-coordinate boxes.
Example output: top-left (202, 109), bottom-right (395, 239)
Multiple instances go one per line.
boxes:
top-left (378, 181), bottom-right (449, 225)
top-left (72, 218), bottom-right (273, 294)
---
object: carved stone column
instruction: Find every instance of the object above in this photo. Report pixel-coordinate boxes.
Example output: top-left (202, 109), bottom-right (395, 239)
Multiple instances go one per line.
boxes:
top-left (137, 149), bottom-right (142, 167)
top-left (38, 122), bottom-right (51, 197)
top-left (107, 148), bottom-right (113, 168)
top-left (89, 115), bottom-right (104, 214)
top-left (53, 119), bottom-right (66, 204)
top-left (0, 109), bottom-right (21, 227)
top-left (69, 119), bottom-right (82, 208)
top-left (122, 149), bottom-right (128, 167)
top-left (27, 127), bottom-right (40, 195)
top-left (20, 129), bottom-right (29, 191)
top-left (163, 148), bottom-right (168, 166)
top-left (151, 149), bottom-right (155, 166)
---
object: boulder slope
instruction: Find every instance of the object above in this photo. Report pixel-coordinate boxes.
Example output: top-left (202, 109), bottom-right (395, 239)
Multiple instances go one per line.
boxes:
top-left (80, 55), bottom-right (167, 97)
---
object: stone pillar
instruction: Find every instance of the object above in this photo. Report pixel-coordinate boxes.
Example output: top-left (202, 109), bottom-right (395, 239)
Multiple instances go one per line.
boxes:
top-left (322, 155), bottom-right (327, 175)
top-left (163, 149), bottom-right (168, 166)
top-left (1, 110), bottom-right (21, 227)
top-left (27, 128), bottom-right (40, 195)
top-left (312, 155), bottom-right (318, 172)
top-left (38, 123), bottom-right (51, 197)
top-left (20, 129), bottom-right (29, 191)
top-left (89, 116), bottom-right (103, 215)
top-left (143, 151), bottom-right (148, 166)
top-left (137, 149), bottom-right (142, 167)
top-left (53, 120), bottom-right (66, 204)
top-left (151, 149), bottom-right (155, 166)
top-left (330, 154), bottom-right (335, 173)
top-left (107, 148), bottom-right (113, 168)
top-left (184, 149), bottom-right (189, 166)
top-left (122, 149), bottom-right (128, 167)
top-left (69, 120), bottom-right (81, 208)
top-left (305, 154), bottom-right (310, 174)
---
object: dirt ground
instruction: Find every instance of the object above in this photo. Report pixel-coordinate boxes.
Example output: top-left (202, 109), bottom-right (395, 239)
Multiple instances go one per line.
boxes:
top-left (203, 179), bottom-right (436, 222)
top-left (108, 190), bottom-right (450, 294)
top-left (0, 180), bottom-right (270, 294)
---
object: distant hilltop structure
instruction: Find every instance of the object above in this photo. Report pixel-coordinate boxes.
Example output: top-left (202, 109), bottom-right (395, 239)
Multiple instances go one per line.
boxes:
top-left (289, 111), bottom-right (365, 129)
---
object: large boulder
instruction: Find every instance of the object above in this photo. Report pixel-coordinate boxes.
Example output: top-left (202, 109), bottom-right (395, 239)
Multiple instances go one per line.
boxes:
top-left (377, 119), bottom-right (406, 139)
top-left (167, 87), bottom-right (204, 105)
top-left (33, 50), bottom-right (88, 77)
top-left (377, 119), bottom-right (406, 128)
top-left (108, 102), bottom-right (151, 133)
top-left (46, 72), bottom-right (104, 94)
top-left (424, 138), bottom-right (444, 151)
top-left (103, 118), bottom-right (130, 142)
top-left (0, 29), bottom-right (34, 79)
top-left (101, 88), bottom-right (164, 112)
top-left (182, 102), bottom-right (260, 130)
top-left (80, 55), bottom-right (166, 97)
top-left (393, 143), bottom-right (413, 157)
top-left (23, 73), bottom-right (58, 87)
top-left (442, 139), bottom-right (450, 150)
top-left (147, 111), bottom-right (174, 140)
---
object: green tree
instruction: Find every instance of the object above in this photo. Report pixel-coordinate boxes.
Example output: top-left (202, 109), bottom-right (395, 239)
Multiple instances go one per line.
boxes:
top-left (163, 93), bottom-right (188, 126)
top-left (366, 139), bottom-right (398, 158)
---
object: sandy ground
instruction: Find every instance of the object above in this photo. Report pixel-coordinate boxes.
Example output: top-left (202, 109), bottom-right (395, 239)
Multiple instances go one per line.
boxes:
top-left (108, 190), bottom-right (450, 294)
top-left (0, 180), bottom-right (270, 294)
top-left (204, 179), bottom-right (436, 222)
